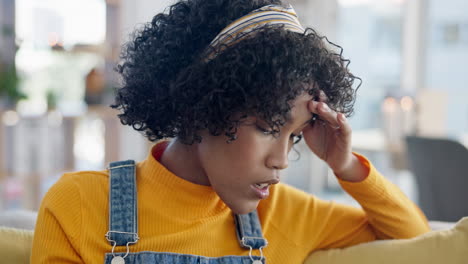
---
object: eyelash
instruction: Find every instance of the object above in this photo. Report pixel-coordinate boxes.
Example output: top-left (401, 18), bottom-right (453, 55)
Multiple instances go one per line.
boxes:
top-left (256, 125), bottom-right (303, 144)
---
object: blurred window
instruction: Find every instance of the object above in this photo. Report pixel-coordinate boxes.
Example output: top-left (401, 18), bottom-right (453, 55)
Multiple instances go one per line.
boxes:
top-left (14, 0), bottom-right (106, 115)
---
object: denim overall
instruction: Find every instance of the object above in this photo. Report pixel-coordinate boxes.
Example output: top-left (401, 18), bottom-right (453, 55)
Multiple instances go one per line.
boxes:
top-left (104, 160), bottom-right (268, 264)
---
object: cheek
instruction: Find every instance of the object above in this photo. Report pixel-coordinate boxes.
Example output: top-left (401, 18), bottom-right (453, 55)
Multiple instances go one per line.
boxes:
top-left (201, 129), bottom-right (267, 175)
top-left (227, 129), bottom-right (267, 168)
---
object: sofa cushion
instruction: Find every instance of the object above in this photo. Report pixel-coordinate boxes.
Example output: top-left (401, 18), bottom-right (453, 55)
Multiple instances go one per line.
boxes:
top-left (0, 226), bottom-right (34, 264)
top-left (305, 217), bottom-right (468, 264)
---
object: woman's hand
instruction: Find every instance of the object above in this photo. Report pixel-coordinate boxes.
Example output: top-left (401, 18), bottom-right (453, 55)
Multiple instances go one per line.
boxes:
top-left (301, 97), bottom-right (368, 182)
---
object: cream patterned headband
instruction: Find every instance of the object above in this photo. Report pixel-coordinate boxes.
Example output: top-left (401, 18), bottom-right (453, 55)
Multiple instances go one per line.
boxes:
top-left (204, 4), bottom-right (305, 61)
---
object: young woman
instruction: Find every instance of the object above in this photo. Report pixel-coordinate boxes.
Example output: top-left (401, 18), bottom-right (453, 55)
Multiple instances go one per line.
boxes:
top-left (31, 0), bottom-right (430, 263)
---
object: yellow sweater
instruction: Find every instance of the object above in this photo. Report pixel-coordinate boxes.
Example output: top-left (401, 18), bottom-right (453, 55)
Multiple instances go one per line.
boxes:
top-left (31, 142), bottom-right (430, 263)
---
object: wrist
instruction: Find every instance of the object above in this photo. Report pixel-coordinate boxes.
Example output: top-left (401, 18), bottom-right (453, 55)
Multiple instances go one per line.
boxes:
top-left (333, 154), bottom-right (369, 182)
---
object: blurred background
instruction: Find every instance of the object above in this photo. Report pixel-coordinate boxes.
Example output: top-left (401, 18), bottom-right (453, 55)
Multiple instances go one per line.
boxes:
top-left (0, 0), bottom-right (467, 223)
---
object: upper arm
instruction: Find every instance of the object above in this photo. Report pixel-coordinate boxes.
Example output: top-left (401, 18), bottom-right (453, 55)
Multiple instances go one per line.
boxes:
top-left (311, 199), bottom-right (376, 249)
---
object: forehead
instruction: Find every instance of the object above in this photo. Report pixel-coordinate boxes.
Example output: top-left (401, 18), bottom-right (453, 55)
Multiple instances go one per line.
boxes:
top-left (237, 92), bottom-right (314, 125)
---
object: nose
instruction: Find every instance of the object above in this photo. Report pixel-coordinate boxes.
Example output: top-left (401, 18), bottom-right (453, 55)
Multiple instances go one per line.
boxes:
top-left (266, 141), bottom-right (289, 170)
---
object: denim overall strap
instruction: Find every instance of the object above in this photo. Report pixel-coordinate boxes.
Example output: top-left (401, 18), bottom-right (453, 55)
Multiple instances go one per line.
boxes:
top-left (106, 160), bottom-right (139, 247)
top-left (234, 211), bottom-right (268, 249)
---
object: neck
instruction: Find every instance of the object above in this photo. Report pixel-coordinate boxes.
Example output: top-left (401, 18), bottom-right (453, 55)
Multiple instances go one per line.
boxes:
top-left (159, 139), bottom-right (211, 186)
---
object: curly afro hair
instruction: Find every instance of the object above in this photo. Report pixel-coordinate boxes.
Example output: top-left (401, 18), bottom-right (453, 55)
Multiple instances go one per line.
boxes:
top-left (112, 0), bottom-right (361, 145)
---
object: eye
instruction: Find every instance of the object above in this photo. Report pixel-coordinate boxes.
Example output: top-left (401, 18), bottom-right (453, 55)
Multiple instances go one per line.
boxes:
top-left (290, 132), bottom-right (303, 144)
top-left (256, 124), bottom-right (274, 135)
top-left (309, 113), bottom-right (319, 125)
top-left (256, 123), bottom-right (302, 144)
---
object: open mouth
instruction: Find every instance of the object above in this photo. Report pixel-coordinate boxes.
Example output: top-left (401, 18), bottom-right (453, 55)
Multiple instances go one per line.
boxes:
top-left (253, 183), bottom-right (270, 189)
top-left (251, 182), bottom-right (272, 199)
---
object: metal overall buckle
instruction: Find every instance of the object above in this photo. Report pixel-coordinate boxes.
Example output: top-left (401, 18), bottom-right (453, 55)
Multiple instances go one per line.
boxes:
top-left (241, 236), bottom-right (268, 264)
top-left (105, 231), bottom-right (140, 264)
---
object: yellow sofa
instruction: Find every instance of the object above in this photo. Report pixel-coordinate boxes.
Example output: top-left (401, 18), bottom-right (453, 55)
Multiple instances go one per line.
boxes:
top-left (305, 217), bottom-right (468, 264)
top-left (0, 227), bottom-right (34, 264)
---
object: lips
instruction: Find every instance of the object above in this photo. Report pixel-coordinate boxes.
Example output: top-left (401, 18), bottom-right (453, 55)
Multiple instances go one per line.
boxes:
top-left (251, 179), bottom-right (279, 200)
top-left (256, 178), bottom-right (280, 186)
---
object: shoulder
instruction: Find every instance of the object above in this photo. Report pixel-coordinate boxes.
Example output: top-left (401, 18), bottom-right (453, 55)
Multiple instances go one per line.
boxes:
top-left (258, 183), bottom-right (362, 221)
top-left (256, 183), bottom-right (322, 247)
top-left (264, 183), bottom-right (315, 206)
top-left (257, 183), bottom-right (318, 223)
top-left (48, 170), bottom-right (108, 196)
top-left (257, 183), bottom-right (367, 249)
top-left (40, 170), bottom-right (109, 214)
top-left (37, 170), bottom-right (110, 238)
